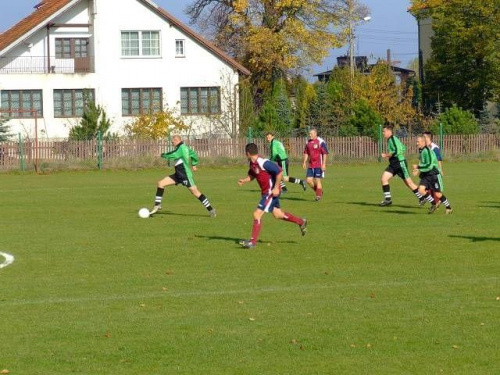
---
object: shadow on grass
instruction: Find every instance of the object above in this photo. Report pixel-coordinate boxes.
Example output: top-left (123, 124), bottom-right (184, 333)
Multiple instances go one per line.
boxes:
top-left (195, 235), bottom-right (297, 245)
top-left (347, 201), bottom-right (421, 210)
top-left (478, 202), bottom-right (500, 209)
top-left (449, 235), bottom-right (500, 242)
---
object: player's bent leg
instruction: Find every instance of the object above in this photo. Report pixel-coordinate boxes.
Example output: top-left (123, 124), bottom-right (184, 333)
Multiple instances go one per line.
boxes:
top-left (274, 208), bottom-right (306, 235)
top-left (189, 186), bottom-right (216, 217)
top-left (151, 176), bottom-right (176, 215)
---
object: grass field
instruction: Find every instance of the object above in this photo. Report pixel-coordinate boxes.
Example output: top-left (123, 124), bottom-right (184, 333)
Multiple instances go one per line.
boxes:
top-left (1, 161), bottom-right (499, 374)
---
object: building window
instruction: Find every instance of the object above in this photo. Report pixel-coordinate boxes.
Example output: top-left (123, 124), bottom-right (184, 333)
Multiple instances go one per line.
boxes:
top-left (55, 38), bottom-right (89, 58)
top-left (122, 88), bottom-right (162, 116)
top-left (180, 87), bottom-right (220, 115)
top-left (121, 31), bottom-right (160, 57)
top-left (54, 89), bottom-right (95, 117)
top-left (1, 90), bottom-right (43, 118)
top-left (175, 40), bottom-right (185, 57)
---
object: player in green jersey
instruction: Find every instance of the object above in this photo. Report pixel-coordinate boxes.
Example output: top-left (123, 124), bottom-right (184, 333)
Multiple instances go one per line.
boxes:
top-left (149, 135), bottom-right (216, 217)
top-left (412, 135), bottom-right (453, 214)
top-left (379, 125), bottom-right (422, 206)
top-left (265, 132), bottom-right (307, 193)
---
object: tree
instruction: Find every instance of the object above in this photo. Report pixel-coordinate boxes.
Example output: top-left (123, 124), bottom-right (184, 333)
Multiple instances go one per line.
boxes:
top-left (0, 116), bottom-right (10, 142)
top-left (343, 99), bottom-right (383, 138)
top-left (432, 105), bottom-right (479, 135)
top-left (125, 107), bottom-right (187, 140)
top-left (69, 100), bottom-right (112, 140)
top-left (186, 0), bottom-right (369, 94)
top-left (410, 0), bottom-right (500, 115)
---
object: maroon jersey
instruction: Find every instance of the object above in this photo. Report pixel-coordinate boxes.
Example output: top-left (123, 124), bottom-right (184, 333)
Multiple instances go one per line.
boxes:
top-left (248, 157), bottom-right (282, 195)
top-left (304, 138), bottom-right (328, 168)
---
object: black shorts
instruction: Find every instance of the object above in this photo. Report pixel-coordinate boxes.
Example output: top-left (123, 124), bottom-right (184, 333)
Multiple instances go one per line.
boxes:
top-left (385, 159), bottom-right (410, 180)
top-left (419, 173), bottom-right (442, 192)
top-left (277, 159), bottom-right (289, 177)
top-left (169, 165), bottom-right (195, 188)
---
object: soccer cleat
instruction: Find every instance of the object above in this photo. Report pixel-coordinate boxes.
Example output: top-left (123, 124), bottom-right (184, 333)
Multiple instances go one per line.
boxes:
top-left (281, 187), bottom-right (288, 194)
top-left (428, 204), bottom-right (437, 214)
top-left (300, 218), bottom-right (307, 236)
top-left (301, 180), bottom-right (307, 191)
top-left (239, 239), bottom-right (255, 249)
top-left (209, 209), bottom-right (217, 218)
top-left (315, 195), bottom-right (322, 201)
top-left (419, 199), bottom-right (426, 206)
top-left (379, 200), bottom-right (392, 207)
top-left (445, 208), bottom-right (453, 215)
top-left (149, 205), bottom-right (161, 215)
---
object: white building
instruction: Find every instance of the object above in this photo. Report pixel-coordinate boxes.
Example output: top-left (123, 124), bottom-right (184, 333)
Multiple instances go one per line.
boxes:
top-left (0, 0), bottom-right (250, 139)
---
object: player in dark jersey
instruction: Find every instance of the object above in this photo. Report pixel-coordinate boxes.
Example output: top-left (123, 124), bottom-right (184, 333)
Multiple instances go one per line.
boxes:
top-left (421, 131), bottom-right (443, 207)
top-left (266, 132), bottom-right (307, 193)
top-left (379, 125), bottom-right (422, 206)
top-left (237, 143), bottom-right (307, 249)
top-left (302, 128), bottom-right (328, 201)
top-left (149, 135), bottom-right (216, 217)
top-left (412, 135), bottom-right (453, 214)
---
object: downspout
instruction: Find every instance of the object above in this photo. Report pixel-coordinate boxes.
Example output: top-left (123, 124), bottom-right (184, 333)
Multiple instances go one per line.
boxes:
top-left (46, 24), bottom-right (50, 73)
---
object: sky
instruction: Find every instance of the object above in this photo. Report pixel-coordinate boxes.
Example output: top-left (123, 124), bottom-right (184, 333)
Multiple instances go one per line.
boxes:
top-left (0, 0), bottom-right (418, 76)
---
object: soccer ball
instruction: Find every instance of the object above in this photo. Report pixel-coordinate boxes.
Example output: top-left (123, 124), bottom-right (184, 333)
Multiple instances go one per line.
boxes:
top-left (138, 208), bottom-right (150, 219)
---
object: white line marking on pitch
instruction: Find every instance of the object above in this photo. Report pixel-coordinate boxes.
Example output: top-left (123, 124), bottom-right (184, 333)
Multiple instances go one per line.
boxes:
top-left (0, 252), bottom-right (15, 269)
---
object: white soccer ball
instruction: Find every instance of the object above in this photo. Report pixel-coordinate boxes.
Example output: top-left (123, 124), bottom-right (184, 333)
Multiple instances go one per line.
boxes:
top-left (138, 208), bottom-right (150, 219)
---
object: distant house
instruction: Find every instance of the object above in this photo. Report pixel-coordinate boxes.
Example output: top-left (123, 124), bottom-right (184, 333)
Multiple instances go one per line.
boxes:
top-left (0, 0), bottom-right (250, 139)
top-left (314, 56), bottom-right (415, 85)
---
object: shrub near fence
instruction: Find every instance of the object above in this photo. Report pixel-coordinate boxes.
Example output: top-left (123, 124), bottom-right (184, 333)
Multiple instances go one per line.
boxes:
top-left (0, 134), bottom-right (498, 171)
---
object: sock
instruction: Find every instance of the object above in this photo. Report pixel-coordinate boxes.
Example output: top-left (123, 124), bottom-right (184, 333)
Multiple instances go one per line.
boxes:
top-left (198, 194), bottom-right (213, 211)
top-left (422, 193), bottom-right (435, 205)
top-left (382, 184), bottom-right (391, 201)
top-left (250, 219), bottom-right (262, 245)
top-left (283, 212), bottom-right (304, 226)
top-left (316, 188), bottom-right (323, 198)
top-left (154, 187), bottom-right (164, 206)
top-left (288, 177), bottom-right (302, 184)
top-left (413, 188), bottom-right (423, 199)
top-left (440, 195), bottom-right (451, 209)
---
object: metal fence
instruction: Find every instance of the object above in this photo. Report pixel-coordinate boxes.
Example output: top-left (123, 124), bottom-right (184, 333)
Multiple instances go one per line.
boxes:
top-left (1, 134), bottom-right (498, 172)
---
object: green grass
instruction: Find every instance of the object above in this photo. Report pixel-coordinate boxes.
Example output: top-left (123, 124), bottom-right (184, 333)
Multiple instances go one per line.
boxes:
top-left (0, 162), bottom-right (499, 374)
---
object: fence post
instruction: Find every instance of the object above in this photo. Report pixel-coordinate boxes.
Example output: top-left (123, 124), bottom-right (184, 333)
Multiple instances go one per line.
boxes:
top-left (18, 133), bottom-right (25, 172)
top-left (377, 124), bottom-right (383, 162)
top-left (439, 122), bottom-right (444, 157)
top-left (247, 127), bottom-right (253, 144)
top-left (97, 130), bottom-right (103, 170)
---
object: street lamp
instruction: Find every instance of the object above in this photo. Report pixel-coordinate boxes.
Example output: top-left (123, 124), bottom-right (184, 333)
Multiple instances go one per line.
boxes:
top-left (349, 15), bottom-right (372, 78)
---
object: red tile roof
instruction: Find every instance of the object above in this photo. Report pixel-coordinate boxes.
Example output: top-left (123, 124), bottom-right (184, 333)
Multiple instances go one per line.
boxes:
top-left (0, 0), bottom-right (72, 53)
top-left (0, 0), bottom-right (250, 76)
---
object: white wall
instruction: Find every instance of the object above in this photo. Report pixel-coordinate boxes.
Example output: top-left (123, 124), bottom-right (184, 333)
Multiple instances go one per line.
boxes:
top-left (0, 0), bottom-right (241, 139)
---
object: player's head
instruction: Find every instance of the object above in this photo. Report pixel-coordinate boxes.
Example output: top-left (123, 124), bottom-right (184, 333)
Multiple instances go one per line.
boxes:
top-left (245, 143), bottom-right (259, 158)
top-left (265, 132), bottom-right (275, 142)
top-left (171, 134), bottom-right (182, 146)
top-left (309, 128), bottom-right (318, 139)
top-left (382, 125), bottom-right (394, 138)
top-left (416, 134), bottom-right (426, 149)
top-left (423, 131), bottom-right (433, 144)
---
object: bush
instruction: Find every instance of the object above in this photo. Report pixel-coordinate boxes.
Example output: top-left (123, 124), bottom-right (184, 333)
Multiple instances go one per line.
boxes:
top-left (432, 105), bottom-right (479, 134)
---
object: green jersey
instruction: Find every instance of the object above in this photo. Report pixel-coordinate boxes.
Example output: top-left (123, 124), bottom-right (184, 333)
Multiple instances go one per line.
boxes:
top-left (417, 146), bottom-right (439, 175)
top-left (269, 139), bottom-right (288, 162)
top-left (161, 142), bottom-right (198, 179)
top-left (387, 135), bottom-right (406, 162)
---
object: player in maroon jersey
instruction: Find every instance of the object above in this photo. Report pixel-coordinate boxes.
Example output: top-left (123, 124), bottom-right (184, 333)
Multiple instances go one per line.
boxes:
top-left (237, 143), bottom-right (307, 249)
top-left (302, 128), bottom-right (328, 201)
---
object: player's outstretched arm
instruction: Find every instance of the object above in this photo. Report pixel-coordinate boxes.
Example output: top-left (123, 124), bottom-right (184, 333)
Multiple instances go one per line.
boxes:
top-left (238, 176), bottom-right (253, 186)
